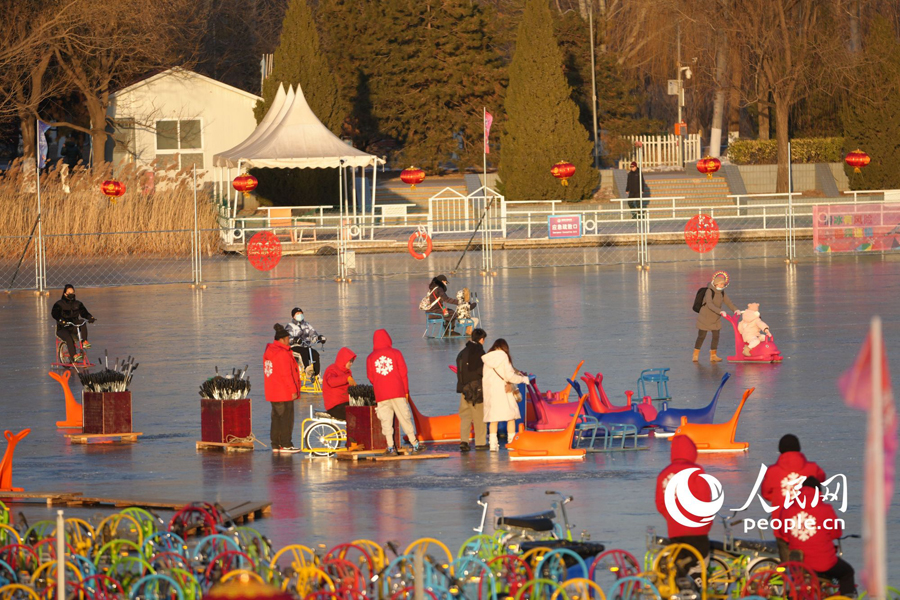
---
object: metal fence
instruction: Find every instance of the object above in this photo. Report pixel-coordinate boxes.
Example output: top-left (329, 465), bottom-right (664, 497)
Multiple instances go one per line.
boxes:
top-left (2, 189), bottom-right (895, 292)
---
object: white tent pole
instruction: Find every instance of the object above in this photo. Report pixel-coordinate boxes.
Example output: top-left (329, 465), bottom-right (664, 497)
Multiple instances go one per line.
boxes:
top-left (352, 166), bottom-right (358, 227)
top-left (371, 162), bottom-right (378, 241)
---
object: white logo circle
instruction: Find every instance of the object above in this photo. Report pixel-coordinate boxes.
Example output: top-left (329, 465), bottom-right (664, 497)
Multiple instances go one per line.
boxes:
top-left (663, 467), bottom-right (725, 528)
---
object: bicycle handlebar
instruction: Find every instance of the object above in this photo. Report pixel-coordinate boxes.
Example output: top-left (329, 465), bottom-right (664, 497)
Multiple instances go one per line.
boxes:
top-left (59, 320), bottom-right (90, 328)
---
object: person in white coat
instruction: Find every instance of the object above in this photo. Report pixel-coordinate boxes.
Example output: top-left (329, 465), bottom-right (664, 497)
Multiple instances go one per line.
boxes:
top-left (481, 339), bottom-right (530, 451)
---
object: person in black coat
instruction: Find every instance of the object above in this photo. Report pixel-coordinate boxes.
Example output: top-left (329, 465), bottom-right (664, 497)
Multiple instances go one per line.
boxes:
top-left (624, 161), bottom-right (650, 219)
top-left (50, 284), bottom-right (95, 360)
top-left (456, 328), bottom-right (487, 451)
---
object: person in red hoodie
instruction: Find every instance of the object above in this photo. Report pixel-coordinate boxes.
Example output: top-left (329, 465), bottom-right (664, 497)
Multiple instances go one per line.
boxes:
top-left (761, 434), bottom-right (827, 561)
top-left (323, 347), bottom-right (357, 421)
top-left (656, 436), bottom-right (715, 587)
top-left (776, 477), bottom-right (855, 596)
top-left (366, 329), bottom-right (421, 455)
top-left (264, 324), bottom-right (303, 453)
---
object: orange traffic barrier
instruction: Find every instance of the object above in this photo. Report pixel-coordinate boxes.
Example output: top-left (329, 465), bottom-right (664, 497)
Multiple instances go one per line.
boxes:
top-left (507, 396), bottom-right (587, 461)
top-left (49, 370), bottom-right (83, 429)
top-left (0, 429), bottom-right (30, 492)
top-left (548, 360), bottom-right (585, 404)
top-left (408, 398), bottom-right (461, 443)
top-left (672, 388), bottom-right (753, 452)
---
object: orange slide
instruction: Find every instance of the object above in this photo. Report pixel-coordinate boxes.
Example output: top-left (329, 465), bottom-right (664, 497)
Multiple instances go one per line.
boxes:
top-left (49, 370), bottom-right (83, 428)
top-left (507, 396), bottom-right (587, 461)
top-left (0, 429), bottom-right (31, 492)
top-left (671, 388), bottom-right (753, 452)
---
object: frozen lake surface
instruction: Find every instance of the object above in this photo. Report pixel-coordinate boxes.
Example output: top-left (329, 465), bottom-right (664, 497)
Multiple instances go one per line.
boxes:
top-left (2, 253), bottom-right (899, 570)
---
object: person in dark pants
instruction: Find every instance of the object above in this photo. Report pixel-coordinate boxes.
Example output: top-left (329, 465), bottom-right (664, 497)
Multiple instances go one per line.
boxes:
top-left (51, 284), bottom-right (95, 362)
top-left (287, 308), bottom-right (325, 377)
top-left (778, 477), bottom-right (856, 596)
top-left (656, 436), bottom-right (712, 591)
top-left (456, 328), bottom-right (487, 452)
top-left (264, 324), bottom-right (303, 454)
top-left (625, 161), bottom-right (649, 219)
top-left (694, 271), bottom-right (740, 363)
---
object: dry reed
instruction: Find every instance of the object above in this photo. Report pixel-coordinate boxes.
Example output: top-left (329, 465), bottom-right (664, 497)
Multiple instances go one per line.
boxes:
top-left (0, 160), bottom-right (219, 257)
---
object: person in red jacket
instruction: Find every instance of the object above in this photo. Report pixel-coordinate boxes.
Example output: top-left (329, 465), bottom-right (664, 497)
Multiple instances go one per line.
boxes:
top-left (366, 329), bottom-right (421, 455)
top-left (264, 324), bottom-right (303, 453)
top-left (776, 477), bottom-right (855, 596)
top-left (323, 347), bottom-right (357, 421)
top-left (656, 436), bottom-right (715, 588)
top-left (761, 434), bottom-right (827, 561)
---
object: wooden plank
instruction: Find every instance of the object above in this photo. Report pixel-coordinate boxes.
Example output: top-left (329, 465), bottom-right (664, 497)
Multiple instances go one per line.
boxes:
top-left (196, 441), bottom-right (254, 452)
top-left (364, 453), bottom-right (450, 462)
top-left (66, 432), bottom-right (142, 444)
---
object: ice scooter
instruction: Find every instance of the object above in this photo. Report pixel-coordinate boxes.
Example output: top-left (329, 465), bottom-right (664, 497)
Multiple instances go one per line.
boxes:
top-left (723, 315), bottom-right (783, 363)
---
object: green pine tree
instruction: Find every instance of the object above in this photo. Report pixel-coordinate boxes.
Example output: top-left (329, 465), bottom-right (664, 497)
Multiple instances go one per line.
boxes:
top-left (252, 0), bottom-right (345, 207)
top-left (255, 0), bottom-right (345, 133)
top-left (498, 0), bottom-right (598, 200)
top-left (843, 17), bottom-right (900, 190)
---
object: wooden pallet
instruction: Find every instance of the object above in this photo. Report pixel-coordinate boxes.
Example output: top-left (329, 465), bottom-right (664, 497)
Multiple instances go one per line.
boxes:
top-left (196, 440), bottom-right (254, 452)
top-left (66, 432), bottom-right (142, 444)
top-left (336, 447), bottom-right (413, 461)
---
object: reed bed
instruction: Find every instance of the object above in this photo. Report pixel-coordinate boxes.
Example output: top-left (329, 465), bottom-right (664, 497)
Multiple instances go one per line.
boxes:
top-left (0, 160), bottom-right (219, 257)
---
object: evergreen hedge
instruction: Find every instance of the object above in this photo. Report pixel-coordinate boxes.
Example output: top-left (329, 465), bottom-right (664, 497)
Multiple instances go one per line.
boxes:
top-left (726, 138), bottom-right (844, 165)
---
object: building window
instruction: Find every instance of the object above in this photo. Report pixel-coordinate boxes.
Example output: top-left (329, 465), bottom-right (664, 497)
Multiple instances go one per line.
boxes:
top-left (155, 119), bottom-right (203, 169)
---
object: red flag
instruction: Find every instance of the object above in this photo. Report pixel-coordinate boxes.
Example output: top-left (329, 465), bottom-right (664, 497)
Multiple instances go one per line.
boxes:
top-left (484, 111), bottom-right (493, 154)
top-left (838, 329), bottom-right (897, 507)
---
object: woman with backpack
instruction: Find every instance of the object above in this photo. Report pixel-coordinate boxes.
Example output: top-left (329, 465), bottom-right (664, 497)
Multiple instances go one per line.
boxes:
top-left (693, 271), bottom-right (740, 363)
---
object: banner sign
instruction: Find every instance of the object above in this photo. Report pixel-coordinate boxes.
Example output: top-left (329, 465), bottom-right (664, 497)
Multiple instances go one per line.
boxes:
top-left (548, 214), bottom-right (582, 239)
top-left (813, 203), bottom-right (900, 253)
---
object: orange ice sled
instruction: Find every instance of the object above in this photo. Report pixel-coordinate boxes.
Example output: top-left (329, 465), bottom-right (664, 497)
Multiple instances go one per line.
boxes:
top-left (507, 396), bottom-right (587, 461)
top-left (671, 388), bottom-right (753, 452)
top-left (49, 370), bottom-right (84, 428)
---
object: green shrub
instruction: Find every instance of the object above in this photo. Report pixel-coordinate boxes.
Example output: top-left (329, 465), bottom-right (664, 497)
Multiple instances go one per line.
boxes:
top-left (727, 137), bottom-right (844, 165)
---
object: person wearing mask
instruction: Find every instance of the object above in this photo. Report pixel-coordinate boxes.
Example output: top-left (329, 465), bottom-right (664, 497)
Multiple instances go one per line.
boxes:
top-left (481, 338), bottom-right (529, 451)
top-left (694, 271), bottom-right (740, 363)
top-left (655, 436), bottom-right (712, 590)
top-left (625, 161), bottom-right (649, 219)
top-left (263, 324), bottom-right (303, 453)
top-left (456, 328), bottom-right (488, 452)
top-left (323, 347), bottom-right (357, 421)
top-left (761, 434), bottom-right (827, 562)
top-left (776, 477), bottom-right (856, 596)
top-left (366, 329), bottom-right (421, 455)
top-left (51, 284), bottom-right (95, 363)
top-left (286, 308), bottom-right (326, 377)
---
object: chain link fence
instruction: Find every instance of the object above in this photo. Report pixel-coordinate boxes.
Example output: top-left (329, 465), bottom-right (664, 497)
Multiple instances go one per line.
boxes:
top-left (3, 190), bottom-right (896, 292)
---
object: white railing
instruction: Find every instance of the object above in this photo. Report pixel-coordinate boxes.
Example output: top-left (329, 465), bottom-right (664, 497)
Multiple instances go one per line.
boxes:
top-left (617, 134), bottom-right (702, 169)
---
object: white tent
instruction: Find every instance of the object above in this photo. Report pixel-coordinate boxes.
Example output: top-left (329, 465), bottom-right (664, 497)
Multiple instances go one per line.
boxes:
top-left (212, 84), bottom-right (290, 169)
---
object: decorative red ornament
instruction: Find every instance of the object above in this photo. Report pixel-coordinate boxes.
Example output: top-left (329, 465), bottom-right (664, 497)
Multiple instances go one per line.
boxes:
top-left (100, 180), bottom-right (125, 198)
top-left (684, 214), bottom-right (720, 253)
top-left (551, 161), bottom-right (576, 186)
top-left (233, 174), bottom-right (259, 195)
top-left (696, 156), bottom-right (721, 179)
top-left (400, 167), bottom-right (425, 190)
top-left (844, 149), bottom-right (870, 174)
top-left (247, 231), bottom-right (282, 271)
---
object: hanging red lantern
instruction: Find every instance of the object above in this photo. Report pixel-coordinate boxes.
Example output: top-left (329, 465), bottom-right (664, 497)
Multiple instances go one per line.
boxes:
top-left (233, 174), bottom-right (259, 195)
top-left (844, 149), bottom-right (870, 174)
top-left (400, 167), bottom-right (425, 189)
top-left (551, 161), bottom-right (576, 186)
top-left (696, 156), bottom-right (721, 179)
top-left (101, 180), bottom-right (125, 198)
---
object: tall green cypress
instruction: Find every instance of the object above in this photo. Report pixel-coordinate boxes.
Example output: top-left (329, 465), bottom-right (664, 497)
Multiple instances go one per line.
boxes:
top-left (255, 0), bottom-right (345, 133)
top-left (498, 0), bottom-right (598, 201)
top-left (843, 17), bottom-right (900, 190)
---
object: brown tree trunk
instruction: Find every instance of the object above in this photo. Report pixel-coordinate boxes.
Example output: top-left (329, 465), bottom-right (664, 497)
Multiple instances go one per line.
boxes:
top-left (85, 95), bottom-right (109, 166)
top-left (774, 96), bottom-right (790, 193)
top-left (728, 45), bottom-right (742, 142)
top-left (20, 113), bottom-right (36, 161)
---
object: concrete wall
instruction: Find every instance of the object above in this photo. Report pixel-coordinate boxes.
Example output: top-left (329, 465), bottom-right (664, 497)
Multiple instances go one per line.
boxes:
top-left (737, 163), bottom-right (848, 195)
top-left (107, 69), bottom-right (261, 182)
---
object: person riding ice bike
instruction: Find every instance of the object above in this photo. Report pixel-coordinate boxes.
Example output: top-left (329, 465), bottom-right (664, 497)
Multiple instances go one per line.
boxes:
top-left (51, 284), bottom-right (95, 363)
top-left (286, 307), bottom-right (325, 377)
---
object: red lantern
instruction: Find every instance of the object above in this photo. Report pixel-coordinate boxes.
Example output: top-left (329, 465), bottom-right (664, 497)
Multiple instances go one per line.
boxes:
top-left (696, 156), bottom-right (721, 179)
top-left (845, 149), bottom-right (870, 174)
top-left (400, 167), bottom-right (425, 190)
top-left (551, 161), bottom-right (576, 186)
top-left (233, 174), bottom-right (259, 195)
top-left (101, 180), bottom-right (125, 198)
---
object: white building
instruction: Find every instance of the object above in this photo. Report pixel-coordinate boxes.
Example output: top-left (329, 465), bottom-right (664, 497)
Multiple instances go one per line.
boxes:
top-left (106, 68), bottom-right (262, 180)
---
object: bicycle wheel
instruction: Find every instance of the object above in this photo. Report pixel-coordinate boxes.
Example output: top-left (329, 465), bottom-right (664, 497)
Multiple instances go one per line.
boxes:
top-left (57, 341), bottom-right (70, 365)
top-left (706, 555), bottom-right (736, 599)
top-left (747, 557), bottom-right (779, 578)
top-left (305, 423), bottom-right (340, 456)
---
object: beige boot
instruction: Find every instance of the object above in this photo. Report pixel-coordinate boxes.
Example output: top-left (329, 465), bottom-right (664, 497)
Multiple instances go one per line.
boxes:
top-left (710, 350), bottom-right (723, 362)
top-left (692, 349), bottom-right (700, 362)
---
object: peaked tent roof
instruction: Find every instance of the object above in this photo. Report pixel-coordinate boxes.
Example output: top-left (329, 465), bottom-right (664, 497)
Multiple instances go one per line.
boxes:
top-left (212, 84), bottom-right (383, 170)
top-left (213, 85), bottom-right (291, 168)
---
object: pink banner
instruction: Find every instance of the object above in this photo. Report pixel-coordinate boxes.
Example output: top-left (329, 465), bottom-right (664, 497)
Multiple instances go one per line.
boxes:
top-left (484, 111), bottom-right (493, 154)
top-left (813, 203), bottom-right (900, 253)
top-left (548, 215), bottom-right (582, 238)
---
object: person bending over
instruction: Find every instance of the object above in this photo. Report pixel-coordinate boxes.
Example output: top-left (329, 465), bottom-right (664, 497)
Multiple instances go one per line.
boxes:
top-left (323, 347), bottom-right (356, 421)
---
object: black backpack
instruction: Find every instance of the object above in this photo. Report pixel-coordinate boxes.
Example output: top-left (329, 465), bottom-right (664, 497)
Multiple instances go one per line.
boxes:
top-left (692, 287), bottom-right (709, 313)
